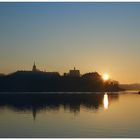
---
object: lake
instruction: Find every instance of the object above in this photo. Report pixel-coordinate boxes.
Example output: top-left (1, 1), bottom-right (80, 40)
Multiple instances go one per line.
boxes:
top-left (0, 91), bottom-right (139, 138)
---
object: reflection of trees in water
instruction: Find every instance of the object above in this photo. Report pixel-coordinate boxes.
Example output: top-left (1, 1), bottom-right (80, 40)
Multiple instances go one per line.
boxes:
top-left (0, 93), bottom-right (119, 120)
top-left (108, 93), bottom-right (120, 105)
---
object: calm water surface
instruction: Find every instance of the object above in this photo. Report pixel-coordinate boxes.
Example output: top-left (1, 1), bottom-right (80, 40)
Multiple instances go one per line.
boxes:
top-left (0, 91), bottom-right (140, 137)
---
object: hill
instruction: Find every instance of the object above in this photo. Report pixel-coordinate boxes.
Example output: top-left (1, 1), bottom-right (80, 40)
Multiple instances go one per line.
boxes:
top-left (119, 83), bottom-right (140, 90)
top-left (0, 71), bottom-right (123, 92)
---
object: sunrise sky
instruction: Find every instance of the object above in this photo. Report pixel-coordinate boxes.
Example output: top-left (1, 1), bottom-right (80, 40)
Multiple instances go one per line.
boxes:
top-left (0, 2), bottom-right (140, 84)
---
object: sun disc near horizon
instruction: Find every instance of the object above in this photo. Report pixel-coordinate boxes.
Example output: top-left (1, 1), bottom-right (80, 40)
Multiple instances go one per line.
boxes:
top-left (103, 74), bottom-right (109, 81)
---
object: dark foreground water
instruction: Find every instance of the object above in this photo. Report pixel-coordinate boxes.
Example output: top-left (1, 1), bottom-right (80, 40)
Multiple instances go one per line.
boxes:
top-left (0, 91), bottom-right (139, 138)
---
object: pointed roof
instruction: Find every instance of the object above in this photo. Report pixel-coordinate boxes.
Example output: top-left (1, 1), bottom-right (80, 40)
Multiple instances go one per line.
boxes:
top-left (33, 61), bottom-right (36, 66)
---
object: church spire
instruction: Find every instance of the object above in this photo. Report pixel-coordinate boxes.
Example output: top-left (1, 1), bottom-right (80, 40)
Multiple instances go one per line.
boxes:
top-left (32, 61), bottom-right (37, 71)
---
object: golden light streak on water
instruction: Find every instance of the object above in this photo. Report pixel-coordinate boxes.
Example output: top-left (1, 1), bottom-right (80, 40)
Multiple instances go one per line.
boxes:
top-left (103, 93), bottom-right (108, 110)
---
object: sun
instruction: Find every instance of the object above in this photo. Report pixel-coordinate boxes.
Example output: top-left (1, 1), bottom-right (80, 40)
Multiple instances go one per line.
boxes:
top-left (103, 73), bottom-right (109, 81)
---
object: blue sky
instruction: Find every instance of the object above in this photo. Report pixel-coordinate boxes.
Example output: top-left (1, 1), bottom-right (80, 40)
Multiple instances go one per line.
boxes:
top-left (0, 2), bottom-right (140, 83)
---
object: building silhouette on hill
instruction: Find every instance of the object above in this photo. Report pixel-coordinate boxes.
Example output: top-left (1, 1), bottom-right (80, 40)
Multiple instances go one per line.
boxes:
top-left (31, 62), bottom-right (81, 77)
top-left (64, 67), bottom-right (80, 77)
top-left (0, 62), bottom-right (122, 92)
top-left (69, 67), bottom-right (80, 77)
top-left (31, 61), bottom-right (60, 76)
top-left (32, 62), bottom-right (38, 72)
top-left (0, 73), bottom-right (4, 76)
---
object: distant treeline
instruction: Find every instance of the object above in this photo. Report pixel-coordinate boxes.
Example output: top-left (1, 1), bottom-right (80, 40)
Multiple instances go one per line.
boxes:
top-left (0, 71), bottom-right (123, 92)
top-left (120, 83), bottom-right (140, 90)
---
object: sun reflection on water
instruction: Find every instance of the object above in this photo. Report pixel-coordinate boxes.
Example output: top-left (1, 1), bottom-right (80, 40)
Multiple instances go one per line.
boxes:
top-left (103, 93), bottom-right (108, 110)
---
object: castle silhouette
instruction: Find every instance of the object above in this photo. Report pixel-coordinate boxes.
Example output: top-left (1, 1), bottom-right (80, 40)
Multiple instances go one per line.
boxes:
top-left (0, 62), bottom-right (123, 92)
top-left (31, 61), bottom-right (80, 77)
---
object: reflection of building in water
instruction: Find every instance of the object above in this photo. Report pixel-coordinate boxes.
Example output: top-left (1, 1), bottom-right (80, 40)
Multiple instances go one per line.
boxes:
top-left (0, 93), bottom-right (119, 120)
top-left (32, 107), bottom-right (37, 120)
top-left (103, 93), bottom-right (109, 110)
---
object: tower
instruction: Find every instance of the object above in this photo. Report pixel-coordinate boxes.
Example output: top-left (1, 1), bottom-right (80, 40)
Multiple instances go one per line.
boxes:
top-left (32, 61), bottom-right (37, 71)
top-left (69, 67), bottom-right (80, 77)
